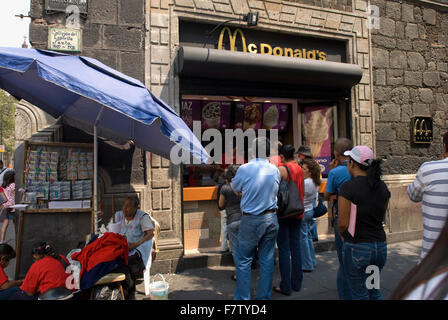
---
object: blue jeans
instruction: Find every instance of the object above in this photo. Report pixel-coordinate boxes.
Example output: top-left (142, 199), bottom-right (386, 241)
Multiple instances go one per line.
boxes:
top-left (299, 210), bottom-right (317, 270)
top-left (342, 241), bottom-right (387, 300)
top-left (234, 213), bottom-right (279, 300)
top-left (310, 218), bottom-right (318, 241)
top-left (227, 220), bottom-right (240, 254)
top-left (0, 286), bottom-right (20, 300)
top-left (334, 218), bottom-right (352, 300)
top-left (277, 219), bottom-right (303, 294)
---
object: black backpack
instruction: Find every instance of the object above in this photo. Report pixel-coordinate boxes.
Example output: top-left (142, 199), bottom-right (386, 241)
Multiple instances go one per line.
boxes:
top-left (277, 164), bottom-right (304, 219)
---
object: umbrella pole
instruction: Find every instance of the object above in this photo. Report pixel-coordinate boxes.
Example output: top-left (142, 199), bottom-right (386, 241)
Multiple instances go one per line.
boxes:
top-left (94, 124), bottom-right (98, 234)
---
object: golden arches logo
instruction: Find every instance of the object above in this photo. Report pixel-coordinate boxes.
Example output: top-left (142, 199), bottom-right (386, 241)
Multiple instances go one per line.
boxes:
top-left (412, 117), bottom-right (433, 143)
top-left (218, 27), bottom-right (247, 52)
top-left (413, 119), bottom-right (431, 137)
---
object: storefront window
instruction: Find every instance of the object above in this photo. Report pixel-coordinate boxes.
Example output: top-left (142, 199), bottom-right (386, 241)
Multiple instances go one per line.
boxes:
top-left (181, 96), bottom-right (294, 187)
top-left (181, 95), bottom-right (339, 187)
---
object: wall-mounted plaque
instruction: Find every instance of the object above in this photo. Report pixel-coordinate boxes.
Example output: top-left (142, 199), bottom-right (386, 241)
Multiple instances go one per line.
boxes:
top-left (411, 116), bottom-right (433, 145)
top-left (45, 0), bottom-right (88, 14)
top-left (48, 28), bottom-right (82, 52)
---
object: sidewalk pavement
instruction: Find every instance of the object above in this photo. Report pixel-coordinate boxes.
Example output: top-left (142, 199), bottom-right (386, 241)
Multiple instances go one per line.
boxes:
top-left (135, 239), bottom-right (422, 300)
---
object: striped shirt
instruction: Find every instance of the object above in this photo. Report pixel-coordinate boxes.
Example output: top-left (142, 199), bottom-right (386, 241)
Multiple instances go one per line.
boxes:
top-left (407, 157), bottom-right (448, 262)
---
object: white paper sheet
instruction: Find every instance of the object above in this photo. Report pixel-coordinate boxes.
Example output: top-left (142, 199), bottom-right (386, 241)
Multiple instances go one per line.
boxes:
top-left (348, 202), bottom-right (357, 238)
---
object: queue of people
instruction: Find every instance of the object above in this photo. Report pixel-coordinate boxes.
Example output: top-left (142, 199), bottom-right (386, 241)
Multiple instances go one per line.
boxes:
top-left (218, 136), bottom-right (398, 300)
top-left (216, 138), bottom-right (323, 299)
top-left (218, 132), bottom-right (448, 300)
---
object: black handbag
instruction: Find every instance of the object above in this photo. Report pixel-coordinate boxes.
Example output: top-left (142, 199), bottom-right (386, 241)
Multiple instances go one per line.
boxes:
top-left (277, 164), bottom-right (304, 219)
top-left (313, 196), bottom-right (328, 218)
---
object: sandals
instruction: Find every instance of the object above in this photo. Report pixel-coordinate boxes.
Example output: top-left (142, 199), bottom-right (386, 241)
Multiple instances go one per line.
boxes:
top-left (273, 286), bottom-right (291, 296)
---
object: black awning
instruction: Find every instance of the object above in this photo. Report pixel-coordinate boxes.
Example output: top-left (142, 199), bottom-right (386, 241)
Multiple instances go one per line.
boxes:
top-left (178, 46), bottom-right (363, 89)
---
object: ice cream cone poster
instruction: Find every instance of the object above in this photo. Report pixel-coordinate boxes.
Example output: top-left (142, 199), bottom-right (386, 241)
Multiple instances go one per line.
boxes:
top-left (243, 103), bottom-right (262, 130)
top-left (262, 104), bottom-right (289, 131)
top-left (181, 100), bottom-right (201, 129)
top-left (304, 106), bottom-right (333, 174)
top-left (234, 102), bottom-right (245, 129)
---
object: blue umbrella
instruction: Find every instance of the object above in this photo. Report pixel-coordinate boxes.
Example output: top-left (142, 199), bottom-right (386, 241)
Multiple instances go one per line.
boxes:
top-left (0, 47), bottom-right (209, 231)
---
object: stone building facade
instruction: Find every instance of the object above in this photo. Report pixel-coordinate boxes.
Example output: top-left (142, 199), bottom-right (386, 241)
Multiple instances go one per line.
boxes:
top-left (370, 0), bottom-right (448, 239)
top-left (20, 0), bottom-right (446, 272)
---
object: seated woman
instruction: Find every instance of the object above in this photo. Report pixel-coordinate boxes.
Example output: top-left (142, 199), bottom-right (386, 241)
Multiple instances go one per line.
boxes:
top-left (13, 242), bottom-right (70, 300)
top-left (114, 197), bottom-right (154, 299)
top-left (0, 243), bottom-right (23, 300)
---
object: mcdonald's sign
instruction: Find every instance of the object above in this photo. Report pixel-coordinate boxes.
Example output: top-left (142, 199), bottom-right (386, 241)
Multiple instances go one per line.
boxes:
top-left (218, 27), bottom-right (247, 52)
top-left (217, 27), bottom-right (327, 61)
top-left (411, 116), bottom-right (433, 144)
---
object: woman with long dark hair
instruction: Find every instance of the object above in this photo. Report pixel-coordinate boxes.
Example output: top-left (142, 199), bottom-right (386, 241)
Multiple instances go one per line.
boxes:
top-left (300, 158), bottom-right (321, 272)
top-left (337, 145), bottom-right (390, 300)
top-left (0, 171), bottom-right (15, 244)
top-left (273, 144), bottom-right (305, 296)
top-left (389, 216), bottom-right (448, 300)
top-left (218, 164), bottom-right (242, 280)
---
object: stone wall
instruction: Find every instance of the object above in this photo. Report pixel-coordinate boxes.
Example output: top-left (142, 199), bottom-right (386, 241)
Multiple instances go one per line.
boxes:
top-left (371, 0), bottom-right (448, 174)
top-left (30, 0), bottom-right (146, 82)
top-left (286, 0), bottom-right (353, 12)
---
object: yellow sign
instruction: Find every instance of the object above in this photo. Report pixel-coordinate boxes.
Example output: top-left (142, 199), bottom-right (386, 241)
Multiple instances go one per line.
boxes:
top-left (217, 27), bottom-right (327, 61)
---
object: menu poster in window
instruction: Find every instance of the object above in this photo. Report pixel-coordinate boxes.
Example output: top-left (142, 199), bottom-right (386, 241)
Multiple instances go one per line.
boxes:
top-left (262, 103), bottom-right (289, 131)
top-left (234, 102), bottom-right (245, 130)
top-left (181, 100), bottom-right (201, 129)
top-left (201, 101), bottom-right (222, 129)
top-left (243, 103), bottom-right (262, 130)
top-left (219, 102), bottom-right (231, 129)
top-left (262, 104), bottom-right (279, 130)
top-left (304, 106), bottom-right (333, 175)
top-left (278, 104), bottom-right (289, 132)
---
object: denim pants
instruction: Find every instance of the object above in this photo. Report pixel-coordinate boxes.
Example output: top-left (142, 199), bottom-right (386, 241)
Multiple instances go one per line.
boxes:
top-left (0, 286), bottom-right (20, 300)
top-left (334, 218), bottom-right (352, 300)
top-left (342, 241), bottom-right (387, 300)
top-left (299, 210), bottom-right (317, 271)
top-left (227, 220), bottom-right (240, 255)
top-left (277, 218), bottom-right (303, 294)
top-left (220, 210), bottom-right (229, 251)
top-left (234, 213), bottom-right (279, 300)
top-left (310, 218), bottom-right (318, 241)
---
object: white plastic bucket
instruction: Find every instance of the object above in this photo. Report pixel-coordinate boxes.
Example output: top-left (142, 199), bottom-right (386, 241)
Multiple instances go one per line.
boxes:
top-left (148, 274), bottom-right (169, 300)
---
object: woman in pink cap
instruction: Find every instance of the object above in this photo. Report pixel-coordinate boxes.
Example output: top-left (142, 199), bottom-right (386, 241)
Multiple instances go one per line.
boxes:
top-left (336, 145), bottom-right (390, 300)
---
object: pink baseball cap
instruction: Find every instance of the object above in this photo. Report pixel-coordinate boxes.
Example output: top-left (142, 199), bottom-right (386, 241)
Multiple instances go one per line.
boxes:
top-left (344, 145), bottom-right (374, 166)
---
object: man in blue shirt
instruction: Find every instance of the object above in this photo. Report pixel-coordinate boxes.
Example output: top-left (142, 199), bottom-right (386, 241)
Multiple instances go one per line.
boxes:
top-left (232, 137), bottom-right (280, 300)
top-left (324, 138), bottom-right (353, 300)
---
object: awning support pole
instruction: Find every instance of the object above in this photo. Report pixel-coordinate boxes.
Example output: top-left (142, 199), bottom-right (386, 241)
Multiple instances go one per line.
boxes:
top-left (93, 107), bottom-right (104, 234)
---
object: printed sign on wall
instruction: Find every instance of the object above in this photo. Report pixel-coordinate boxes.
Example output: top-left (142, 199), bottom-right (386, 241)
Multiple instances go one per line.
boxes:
top-left (48, 28), bottom-right (82, 52)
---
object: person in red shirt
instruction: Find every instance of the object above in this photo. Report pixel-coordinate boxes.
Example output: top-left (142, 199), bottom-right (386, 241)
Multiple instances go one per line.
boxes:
top-left (269, 141), bottom-right (283, 167)
top-left (13, 242), bottom-right (70, 300)
top-left (273, 144), bottom-right (305, 296)
top-left (0, 243), bottom-right (23, 300)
